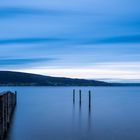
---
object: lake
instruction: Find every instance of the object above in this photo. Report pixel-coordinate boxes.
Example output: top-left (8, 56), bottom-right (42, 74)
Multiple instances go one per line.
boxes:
top-left (1, 86), bottom-right (140, 140)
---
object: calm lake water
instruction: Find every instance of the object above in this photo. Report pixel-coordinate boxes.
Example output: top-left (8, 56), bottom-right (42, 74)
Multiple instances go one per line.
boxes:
top-left (1, 86), bottom-right (140, 140)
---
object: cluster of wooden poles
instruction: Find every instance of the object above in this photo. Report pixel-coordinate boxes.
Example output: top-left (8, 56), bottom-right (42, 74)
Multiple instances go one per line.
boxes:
top-left (73, 89), bottom-right (92, 109)
top-left (0, 91), bottom-right (17, 140)
top-left (72, 89), bottom-right (92, 130)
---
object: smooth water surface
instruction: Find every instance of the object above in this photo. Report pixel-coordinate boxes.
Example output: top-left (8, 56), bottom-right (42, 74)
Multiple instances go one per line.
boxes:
top-left (0, 86), bottom-right (140, 140)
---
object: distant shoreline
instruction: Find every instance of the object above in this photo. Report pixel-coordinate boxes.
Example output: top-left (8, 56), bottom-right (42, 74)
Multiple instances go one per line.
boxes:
top-left (0, 84), bottom-right (140, 87)
top-left (0, 71), bottom-right (140, 87)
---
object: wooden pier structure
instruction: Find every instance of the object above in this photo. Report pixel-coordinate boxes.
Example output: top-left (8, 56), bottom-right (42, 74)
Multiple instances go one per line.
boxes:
top-left (0, 91), bottom-right (17, 140)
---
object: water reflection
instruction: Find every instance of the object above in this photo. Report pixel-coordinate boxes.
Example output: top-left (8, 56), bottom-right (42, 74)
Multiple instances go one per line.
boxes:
top-left (88, 91), bottom-right (92, 131)
top-left (78, 90), bottom-right (82, 130)
top-left (88, 96), bottom-right (91, 132)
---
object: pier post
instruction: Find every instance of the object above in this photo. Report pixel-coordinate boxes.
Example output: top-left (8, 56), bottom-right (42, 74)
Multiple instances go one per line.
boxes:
top-left (79, 90), bottom-right (82, 106)
top-left (15, 91), bottom-right (17, 105)
top-left (0, 91), bottom-right (17, 139)
top-left (89, 90), bottom-right (91, 109)
top-left (88, 90), bottom-right (92, 131)
top-left (73, 89), bottom-right (75, 104)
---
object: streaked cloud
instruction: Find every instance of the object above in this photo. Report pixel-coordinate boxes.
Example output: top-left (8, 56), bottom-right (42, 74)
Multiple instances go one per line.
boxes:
top-left (0, 7), bottom-right (74, 19)
top-left (0, 37), bottom-right (64, 45)
top-left (0, 0), bottom-right (139, 82)
top-left (85, 34), bottom-right (140, 44)
top-left (12, 62), bottom-right (140, 82)
top-left (0, 34), bottom-right (139, 45)
top-left (0, 58), bottom-right (54, 66)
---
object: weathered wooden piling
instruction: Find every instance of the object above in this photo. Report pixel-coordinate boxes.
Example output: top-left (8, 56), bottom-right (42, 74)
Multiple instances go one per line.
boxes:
top-left (72, 89), bottom-right (92, 110)
top-left (89, 90), bottom-right (91, 109)
top-left (0, 91), bottom-right (17, 140)
top-left (73, 89), bottom-right (75, 104)
top-left (79, 90), bottom-right (81, 106)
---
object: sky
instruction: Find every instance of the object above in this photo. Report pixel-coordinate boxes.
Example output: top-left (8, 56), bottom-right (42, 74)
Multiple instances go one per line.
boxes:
top-left (0, 0), bottom-right (140, 82)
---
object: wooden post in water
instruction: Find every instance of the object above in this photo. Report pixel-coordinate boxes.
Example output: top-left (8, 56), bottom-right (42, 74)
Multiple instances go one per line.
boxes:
top-left (0, 91), bottom-right (17, 139)
top-left (89, 90), bottom-right (91, 109)
top-left (88, 90), bottom-right (92, 131)
top-left (73, 89), bottom-right (75, 104)
top-left (15, 91), bottom-right (17, 105)
top-left (79, 90), bottom-right (81, 106)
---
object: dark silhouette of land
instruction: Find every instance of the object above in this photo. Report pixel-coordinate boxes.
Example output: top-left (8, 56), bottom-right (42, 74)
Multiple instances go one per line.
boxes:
top-left (0, 71), bottom-right (139, 86)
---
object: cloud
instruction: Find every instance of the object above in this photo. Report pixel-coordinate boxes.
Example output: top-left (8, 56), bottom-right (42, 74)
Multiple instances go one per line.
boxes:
top-left (0, 7), bottom-right (54, 17)
top-left (0, 7), bottom-right (78, 19)
top-left (0, 37), bottom-right (65, 45)
top-left (0, 58), bottom-right (54, 66)
top-left (0, 1), bottom-right (139, 82)
top-left (14, 65), bottom-right (140, 81)
top-left (0, 7), bottom-right (43, 17)
top-left (0, 34), bottom-right (139, 46)
top-left (84, 34), bottom-right (140, 44)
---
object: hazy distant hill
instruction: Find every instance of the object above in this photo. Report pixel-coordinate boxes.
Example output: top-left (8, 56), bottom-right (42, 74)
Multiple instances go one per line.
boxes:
top-left (0, 71), bottom-right (111, 86)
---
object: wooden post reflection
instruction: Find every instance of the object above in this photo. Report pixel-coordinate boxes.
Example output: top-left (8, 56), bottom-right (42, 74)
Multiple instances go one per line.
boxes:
top-left (88, 90), bottom-right (91, 131)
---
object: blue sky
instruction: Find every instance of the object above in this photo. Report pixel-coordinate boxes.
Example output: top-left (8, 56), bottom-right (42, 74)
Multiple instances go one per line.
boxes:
top-left (0, 0), bottom-right (140, 82)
